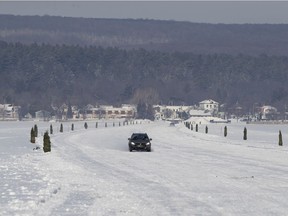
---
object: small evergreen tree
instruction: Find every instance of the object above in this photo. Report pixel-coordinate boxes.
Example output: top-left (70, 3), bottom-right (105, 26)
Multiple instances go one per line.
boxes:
top-left (43, 131), bottom-right (51, 153)
top-left (60, 123), bottom-right (63, 133)
top-left (34, 124), bottom-right (38, 137)
top-left (205, 126), bottom-right (208, 134)
top-left (113, 122), bottom-right (115, 127)
top-left (71, 123), bottom-right (74, 131)
top-left (105, 122), bottom-right (107, 127)
top-left (191, 124), bottom-right (193, 130)
top-left (50, 124), bottom-right (53, 135)
top-left (224, 126), bottom-right (227, 137)
top-left (95, 122), bottom-right (98, 128)
top-left (84, 122), bottom-right (88, 129)
top-left (30, 127), bottom-right (35, 143)
top-left (279, 130), bottom-right (283, 146)
top-left (119, 122), bottom-right (121, 126)
top-left (196, 124), bottom-right (198, 132)
top-left (243, 127), bottom-right (247, 140)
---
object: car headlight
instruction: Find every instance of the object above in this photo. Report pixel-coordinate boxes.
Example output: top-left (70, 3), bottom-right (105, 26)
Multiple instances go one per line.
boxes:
top-left (146, 142), bottom-right (151, 145)
top-left (131, 142), bottom-right (135, 145)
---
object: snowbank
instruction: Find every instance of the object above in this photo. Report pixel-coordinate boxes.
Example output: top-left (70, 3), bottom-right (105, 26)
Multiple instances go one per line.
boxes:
top-left (185, 116), bottom-right (228, 124)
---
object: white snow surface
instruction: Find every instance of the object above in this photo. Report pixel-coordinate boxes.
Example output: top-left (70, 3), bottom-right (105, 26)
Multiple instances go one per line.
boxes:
top-left (1, 119), bottom-right (288, 215)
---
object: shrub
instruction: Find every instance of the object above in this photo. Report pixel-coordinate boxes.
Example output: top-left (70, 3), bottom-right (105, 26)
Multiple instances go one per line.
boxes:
top-left (43, 131), bottom-right (51, 153)
top-left (30, 127), bottom-right (35, 143)
top-left (50, 124), bottom-right (53, 135)
top-left (279, 130), bottom-right (283, 146)
top-left (243, 127), bottom-right (247, 140)
top-left (34, 124), bottom-right (38, 137)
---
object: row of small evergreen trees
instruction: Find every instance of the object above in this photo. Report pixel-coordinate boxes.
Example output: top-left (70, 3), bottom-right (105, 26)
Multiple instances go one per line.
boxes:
top-left (30, 124), bottom-right (51, 153)
top-left (30, 120), bottom-right (147, 153)
top-left (184, 122), bottom-right (283, 146)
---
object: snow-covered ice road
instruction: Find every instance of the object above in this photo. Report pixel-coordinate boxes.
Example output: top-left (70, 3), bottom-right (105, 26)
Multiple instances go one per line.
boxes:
top-left (1, 120), bottom-right (288, 215)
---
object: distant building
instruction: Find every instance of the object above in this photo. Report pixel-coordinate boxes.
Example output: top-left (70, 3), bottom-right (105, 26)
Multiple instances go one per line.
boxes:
top-left (35, 110), bottom-right (51, 121)
top-left (82, 104), bottom-right (136, 120)
top-left (260, 105), bottom-right (279, 120)
top-left (199, 99), bottom-right (219, 116)
top-left (100, 105), bottom-right (136, 119)
top-left (153, 105), bottom-right (191, 120)
top-left (0, 104), bottom-right (20, 120)
top-left (199, 99), bottom-right (219, 114)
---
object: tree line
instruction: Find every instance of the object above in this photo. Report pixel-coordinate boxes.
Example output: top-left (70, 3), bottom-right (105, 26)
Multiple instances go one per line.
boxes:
top-left (1, 41), bottom-right (288, 115)
top-left (2, 15), bottom-right (288, 56)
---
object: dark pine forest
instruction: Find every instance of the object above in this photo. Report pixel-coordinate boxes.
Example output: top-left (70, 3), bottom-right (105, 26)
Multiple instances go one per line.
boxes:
top-left (1, 15), bottom-right (288, 114)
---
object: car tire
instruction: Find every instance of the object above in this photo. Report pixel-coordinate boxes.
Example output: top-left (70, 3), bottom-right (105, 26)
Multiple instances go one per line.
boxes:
top-left (147, 147), bottom-right (151, 152)
top-left (129, 147), bottom-right (133, 152)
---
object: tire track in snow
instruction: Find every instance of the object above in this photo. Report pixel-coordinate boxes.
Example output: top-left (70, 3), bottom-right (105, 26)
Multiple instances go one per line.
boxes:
top-left (39, 121), bottom-right (288, 215)
top-left (46, 123), bottom-right (223, 215)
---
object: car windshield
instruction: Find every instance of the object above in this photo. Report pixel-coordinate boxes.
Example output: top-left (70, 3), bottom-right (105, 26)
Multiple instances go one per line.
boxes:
top-left (131, 134), bottom-right (149, 141)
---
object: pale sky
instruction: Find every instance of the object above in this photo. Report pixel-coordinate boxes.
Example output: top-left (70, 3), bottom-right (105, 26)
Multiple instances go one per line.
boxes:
top-left (0, 1), bottom-right (288, 24)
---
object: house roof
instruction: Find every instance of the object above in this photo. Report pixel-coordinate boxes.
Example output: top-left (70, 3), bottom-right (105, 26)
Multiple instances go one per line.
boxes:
top-left (35, 110), bottom-right (50, 114)
top-left (199, 99), bottom-right (219, 105)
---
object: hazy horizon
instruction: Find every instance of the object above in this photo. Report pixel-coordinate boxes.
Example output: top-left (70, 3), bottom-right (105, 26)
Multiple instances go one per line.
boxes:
top-left (1, 1), bottom-right (288, 24)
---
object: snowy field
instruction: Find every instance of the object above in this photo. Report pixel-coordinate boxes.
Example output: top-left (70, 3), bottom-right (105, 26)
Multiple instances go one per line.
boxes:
top-left (1, 119), bottom-right (288, 216)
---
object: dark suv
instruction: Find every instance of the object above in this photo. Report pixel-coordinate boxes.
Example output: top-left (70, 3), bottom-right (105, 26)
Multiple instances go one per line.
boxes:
top-left (128, 133), bottom-right (152, 152)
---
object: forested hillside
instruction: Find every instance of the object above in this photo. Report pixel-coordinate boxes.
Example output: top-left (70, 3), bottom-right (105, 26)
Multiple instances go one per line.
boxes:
top-left (1, 15), bottom-right (288, 55)
top-left (1, 41), bottom-right (288, 114)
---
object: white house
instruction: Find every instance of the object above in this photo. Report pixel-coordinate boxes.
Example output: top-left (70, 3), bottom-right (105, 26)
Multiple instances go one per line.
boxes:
top-left (0, 104), bottom-right (20, 120)
top-left (260, 105), bottom-right (278, 120)
top-left (35, 110), bottom-right (51, 121)
top-left (153, 105), bottom-right (192, 120)
top-left (83, 104), bottom-right (136, 119)
top-left (199, 99), bottom-right (219, 114)
top-left (98, 105), bottom-right (136, 119)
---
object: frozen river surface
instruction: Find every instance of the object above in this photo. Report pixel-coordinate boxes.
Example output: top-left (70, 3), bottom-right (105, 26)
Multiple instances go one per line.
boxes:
top-left (1, 119), bottom-right (288, 215)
